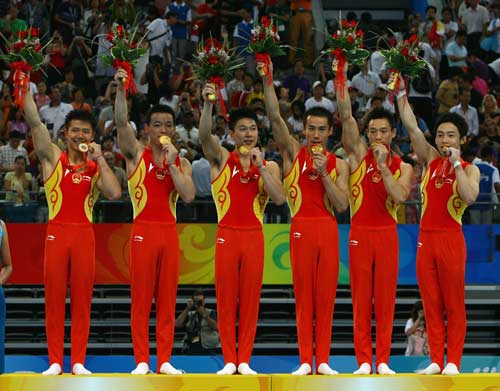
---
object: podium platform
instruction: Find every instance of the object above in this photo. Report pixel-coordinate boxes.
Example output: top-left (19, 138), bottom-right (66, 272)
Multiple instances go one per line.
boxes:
top-left (0, 373), bottom-right (499, 391)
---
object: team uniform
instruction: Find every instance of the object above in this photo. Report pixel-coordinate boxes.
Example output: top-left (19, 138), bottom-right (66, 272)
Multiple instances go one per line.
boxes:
top-left (417, 157), bottom-right (470, 369)
top-left (283, 147), bottom-right (340, 370)
top-left (211, 151), bottom-right (269, 365)
top-left (43, 151), bottom-right (100, 368)
top-left (348, 149), bottom-right (402, 368)
top-left (128, 147), bottom-right (181, 370)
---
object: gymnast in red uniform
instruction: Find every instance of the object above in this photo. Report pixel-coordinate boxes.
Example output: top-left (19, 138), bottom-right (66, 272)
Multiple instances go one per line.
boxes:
top-left (23, 88), bottom-right (121, 376)
top-left (199, 83), bottom-right (285, 375)
top-left (397, 81), bottom-right (479, 375)
top-left (114, 69), bottom-right (196, 375)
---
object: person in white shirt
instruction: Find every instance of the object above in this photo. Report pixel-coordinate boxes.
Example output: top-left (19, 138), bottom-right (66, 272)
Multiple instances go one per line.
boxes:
top-left (364, 84), bottom-right (395, 114)
top-left (486, 4), bottom-right (500, 57)
top-left (460, 0), bottom-right (490, 52)
top-left (442, 7), bottom-right (458, 49)
top-left (176, 110), bottom-right (200, 155)
top-left (370, 37), bottom-right (391, 76)
top-left (445, 30), bottom-right (468, 68)
top-left (39, 86), bottom-right (74, 140)
top-left (146, 10), bottom-right (175, 62)
top-left (305, 81), bottom-right (336, 113)
top-left (351, 61), bottom-right (382, 106)
top-left (450, 88), bottom-right (479, 137)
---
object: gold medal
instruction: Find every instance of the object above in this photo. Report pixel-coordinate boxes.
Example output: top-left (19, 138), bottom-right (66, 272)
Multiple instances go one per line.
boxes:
top-left (239, 145), bottom-right (250, 155)
top-left (311, 144), bottom-right (323, 154)
top-left (72, 173), bottom-right (83, 184)
top-left (207, 93), bottom-right (217, 103)
top-left (388, 71), bottom-right (400, 91)
top-left (435, 177), bottom-right (444, 189)
top-left (159, 135), bottom-right (171, 145)
top-left (331, 59), bottom-right (338, 72)
top-left (156, 169), bottom-right (166, 180)
top-left (372, 171), bottom-right (382, 183)
top-left (78, 143), bottom-right (89, 153)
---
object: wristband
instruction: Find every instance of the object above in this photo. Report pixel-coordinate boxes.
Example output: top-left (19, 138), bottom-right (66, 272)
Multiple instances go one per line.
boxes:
top-left (94, 154), bottom-right (103, 160)
top-left (397, 90), bottom-right (407, 99)
top-left (453, 160), bottom-right (462, 169)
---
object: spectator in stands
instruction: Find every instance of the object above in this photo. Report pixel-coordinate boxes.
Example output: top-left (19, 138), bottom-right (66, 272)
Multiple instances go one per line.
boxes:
top-left (57, 69), bottom-right (77, 104)
top-left (305, 81), bottom-right (336, 113)
top-left (230, 72), bottom-right (254, 109)
top-left (159, 85), bottom-right (179, 111)
top-left (395, 107), bottom-right (431, 155)
top-left (287, 100), bottom-right (305, 135)
top-left (351, 60), bottom-right (382, 107)
top-left (445, 29), bottom-right (467, 68)
top-left (34, 81), bottom-right (50, 110)
top-left (468, 145), bottom-right (500, 224)
top-left (450, 87), bottom-right (479, 137)
top-left (146, 9), bottom-right (175, 67)
top-left (20, 0), bottom-right (49, 39)
top-left (232, 7), bottom-right (254, 75)
top-left (109, 0), bottom-right (136, 25)
top-left (0, 4), bottom-right (27, 36)
top-left (365, 84), bottom-right (394, 114)
top-left (166, 0), bottom-right (193, 72)
top-left (442, 7), bottom-right (458, 49)
top-left (479, 94), bottom-right (500, 124)
top-left (246, 79), bottom-right (265, 107)
top-left (0, 219), bottom-right (13, 374)
top-left (39, 86), bottom-right (74, 140)
top-left (288, 0), bottom-right (313, 67)
top-left (175, 289), bottom-right (219, 355)
top-left (7, 108), bottom-right (29, 139)
top-left (405, 300), bottom-right (429, 356)
top-left (54, 0), bottom-right (83, 45)
top-left (460, 0), bottom-right (489, 53)
top-left (4, 156), bottom-right (33, 205)
top-left (436, 67), bottom-right (462, 114)
top-left (226, 68), bottom-right (245, 104)
top-left (0, 131), bottom-right (28, 174)
top-left (71, 89), bottom-right (92, 113)
top-left (283, 60), bottom-right (311, 101)
top-left (176, 109), bottom-right (200, 154)
top-left (103, 151), bottom-right (127, 192)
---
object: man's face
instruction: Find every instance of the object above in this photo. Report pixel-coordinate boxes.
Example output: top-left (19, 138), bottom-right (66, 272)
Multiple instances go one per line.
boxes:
top-left (294, 61), bottom-right (305, 76)
top-left (435, 122), bottom-right (464, 152)
top-left (366, 118), bottom-right (395, 145)
top-left (14, 158), bottom-right (25, 172)
top-left (243, 75), bottom-right (253, 89)
top-left (313, 85), bottom-right (324, 99)
top-left (460, 90), bottom-right (471, 105)
top-left (231, 117), bottom-right (258, 149)
top-left (103, 152), bottom-right (116, 167)
top-left (50, 88), bottom-right (61, 104)
top-left (9, 137), bottom-right (20, 148)
top-left (183, 113), bottom-right (194, 128)
top-left (193, 294), bottom-right (205, 306)
top-left (65, 120), bottom-right (94, 152)
top-left (426, 8), bottom-right (436, 20)
top-left (304, 115), bottom-right (332, 147)
top-left (146, 112), bottom-right (175, 144)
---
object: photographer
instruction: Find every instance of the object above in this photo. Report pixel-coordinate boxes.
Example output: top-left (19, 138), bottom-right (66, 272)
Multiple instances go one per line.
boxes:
top-left (175, 290), bottom-right (219, 355)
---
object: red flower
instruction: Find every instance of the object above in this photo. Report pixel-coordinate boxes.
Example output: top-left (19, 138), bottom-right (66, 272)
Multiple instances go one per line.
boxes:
top-left (333, 47), bottom-right (344, 58)
top-left (332, 33), bottom-right (339, 39)
top-left (409, 34), bottom-right (418, 44)
top-left (208, 55), bottom-right (218, 65)
top-left (349, 20), bottom-right (357, 28)
top-left (116, 25), bottom-right (125, 38)
top-left (409, 55), bottom-right (417, 62)
top-left (29, 27), bottom-right (40, 37)
top-left (34, 43), bottom-right (42, 52)
top-left (209, 75), bottom-right (223, 85)
top-left (402, 47), bottom-right (409, 57)
top-left (356, 29), bottom-right (363, 38)
top-left (271, 25), bottom-right (277, 33)
top-left (130, 42), bottom-right (136, 49)
top-left (18, 30), bottom-right (27, 40)
top-left (204, 37), bottom-right (222, 50)
top-left (261, 16), bottom-right (271, 28)
top-left (13, 41), bottom-right (26, 52)
top-left (347, 35), bottom-right (355, 44)
top-left (106, 33), bottom-right (115, 42)
top-left (341, 19), bottom-right (348, 29)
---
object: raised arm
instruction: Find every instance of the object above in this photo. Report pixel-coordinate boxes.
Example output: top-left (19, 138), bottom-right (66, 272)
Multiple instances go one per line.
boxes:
top-left (199, 84), bottom-right (226, 167)
top-left (259, 60), bottom-right (300, 161)
top-left (336, 61), bottom-right (367, 162)
top-left (396, 79), bottom-right (438, 164)
top-left (24, 89), bottom-right (59, 165)
top-left (114, 69), bottom-right (141, 161)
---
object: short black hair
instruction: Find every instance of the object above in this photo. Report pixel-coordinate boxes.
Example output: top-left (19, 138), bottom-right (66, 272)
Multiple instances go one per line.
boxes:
top-left (192, 289), bottom-right (204, 298)
top-left (304, 107), bottom-right (332, 128)
top-left (145, 104), bottom-right (176, 124)
top-left (456, 29), bottom-right (467, 38)
top-left (434, 112), bottom-right (469, 138)
top-left (229, 107), bottom-right (258, 130)
top-left (364, 107), bottom-right (395, 130)
top-left (14, 155), bottom-right (27, 164)
top-left (64, 110), bottom-right (96, 132)
top-left (479, 144), bottom-right (494, 159)
top-left (425, 5), bottom-right (437, 13)
top-left (102, 135), bottom-right (114, 143)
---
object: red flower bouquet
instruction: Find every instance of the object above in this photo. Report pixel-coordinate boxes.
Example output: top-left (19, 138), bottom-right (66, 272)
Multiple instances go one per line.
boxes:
top-left (0, 27), bottom-right (46, 108)
top-left (191, 37), bottom-right (244, 117)
top-left (102, 24), bottom-right (147, 97)
top-left (248, 16), bottom-right (286, 82)
top-left (324, 19), bottom-right (369, 97)
top-left (381, 34), bottom-right (426, 97)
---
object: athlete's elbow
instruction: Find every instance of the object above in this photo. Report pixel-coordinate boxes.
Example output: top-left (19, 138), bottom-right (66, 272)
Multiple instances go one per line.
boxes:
top-left (273, 194), bottom-right (286, 206)
top-left (181, 191), bottom-right (196, 204)
top-left (337, 201), bottom-right (349, 213)
top-left (108, 189), bottom-right (122, 200)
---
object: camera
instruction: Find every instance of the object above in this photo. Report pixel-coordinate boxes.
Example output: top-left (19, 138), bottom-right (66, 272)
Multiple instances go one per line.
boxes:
top-left (195, 299), bottom-right (203, 307)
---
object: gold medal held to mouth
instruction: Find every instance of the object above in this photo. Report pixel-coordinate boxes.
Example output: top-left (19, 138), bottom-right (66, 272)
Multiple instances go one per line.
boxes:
top-left (311, 144), bottom-right (323, 154)
top-left (239, 145), bottom-right (250, 155)
top-left (78, 143), bottom-right (89, 153)
top-left (160, 135), bottom-right (171, 145)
